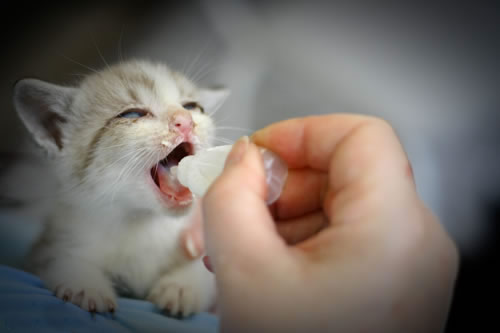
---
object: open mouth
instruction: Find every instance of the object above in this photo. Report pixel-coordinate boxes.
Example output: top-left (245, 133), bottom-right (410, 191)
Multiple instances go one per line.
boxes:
top-left (150, 142), bottom-right (193, 205)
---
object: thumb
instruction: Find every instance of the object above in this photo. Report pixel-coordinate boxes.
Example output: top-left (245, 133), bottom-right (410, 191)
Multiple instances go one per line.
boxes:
top-left (202, 137), bottom-right (291, 275)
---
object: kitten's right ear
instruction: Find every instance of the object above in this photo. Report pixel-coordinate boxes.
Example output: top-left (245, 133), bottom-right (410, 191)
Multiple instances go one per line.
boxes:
top-left (13, 78), bottom-right (76, 155)
top-left (198, 87), bottom-right (230, 114)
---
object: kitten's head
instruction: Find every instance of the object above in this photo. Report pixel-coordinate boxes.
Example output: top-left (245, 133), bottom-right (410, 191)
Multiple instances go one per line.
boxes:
top-left (13, 60), bottom-right (228, 215)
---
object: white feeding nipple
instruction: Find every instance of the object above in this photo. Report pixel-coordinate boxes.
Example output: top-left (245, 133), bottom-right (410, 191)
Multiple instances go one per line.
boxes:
top-left (175, 144), bottom-right (288, 204)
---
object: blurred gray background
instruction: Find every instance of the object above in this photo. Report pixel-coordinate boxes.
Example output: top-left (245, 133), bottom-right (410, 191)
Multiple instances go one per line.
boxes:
top-left (1, 1), bottom-right (499, 330)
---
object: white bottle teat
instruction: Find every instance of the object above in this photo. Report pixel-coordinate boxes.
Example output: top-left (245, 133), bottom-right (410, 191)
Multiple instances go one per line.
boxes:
top-left (175, 144), bottom-right (288, 204)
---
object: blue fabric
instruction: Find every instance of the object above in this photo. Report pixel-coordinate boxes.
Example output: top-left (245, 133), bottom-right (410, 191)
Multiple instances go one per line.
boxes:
top-left (0, 265), bottom-right (218, 333)
top-left (0, 210), bottom-right (218, 332)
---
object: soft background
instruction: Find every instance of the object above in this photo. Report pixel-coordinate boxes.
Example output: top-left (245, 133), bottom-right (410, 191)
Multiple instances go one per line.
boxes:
top-left (1, 1), bottom-right (499, 331)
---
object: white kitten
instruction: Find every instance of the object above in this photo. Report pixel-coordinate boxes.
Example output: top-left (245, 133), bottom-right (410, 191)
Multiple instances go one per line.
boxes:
top-left (12, 60), bottom-right (228, 316)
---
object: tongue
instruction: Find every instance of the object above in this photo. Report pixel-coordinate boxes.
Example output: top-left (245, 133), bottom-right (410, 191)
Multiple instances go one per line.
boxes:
top-left (157, 164), bottom-right (192, 202)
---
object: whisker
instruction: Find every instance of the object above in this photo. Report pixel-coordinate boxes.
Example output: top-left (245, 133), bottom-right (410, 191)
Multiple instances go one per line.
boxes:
top-left (215, 126), bottom-right (253, 133)
top-left (184, 46), bottom-right (208, 81)
top-left (118, 25), bottom-right (126, 63)
top-left (95, 141), bottom-right (147, 151)
top-left (212, 113), bottom-right (234, 125)
top-left (108, 149), bottom-right (150, 202)
top-left (139, 150), bottom-right (161, 181)
top-left (92, 37), bottom-right (111, 70)
top-left (210, 137), bottom-right (234, 145)
top-left (150, 151), bottom-right (161, 181)
top-left (209, 133), bottom-right (240, 142)
top-left (207, 98), bottom-right (227, 117)
top-left (69, 72), bottom-right (88, 78)
top-left (105, 148), bottom-right (149, 169)
top-left (60, 54), bottom-right (99, 74)
top-left (116, 151), bottom-right (152, 201)
top-left (190, 63), bottom-right (215, 86)
top-left (99, 147), bottom-right (149, 184)
top-left (85, 146), bottom-right (144, 168)
top-left (89, 135), bottom-right (157, 152)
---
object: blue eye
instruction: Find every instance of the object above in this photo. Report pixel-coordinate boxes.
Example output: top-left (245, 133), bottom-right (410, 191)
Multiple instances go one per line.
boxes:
top-left (182, 102), bottom-right (204, 113)
top-left (117, 109), bottom-right (149, 119)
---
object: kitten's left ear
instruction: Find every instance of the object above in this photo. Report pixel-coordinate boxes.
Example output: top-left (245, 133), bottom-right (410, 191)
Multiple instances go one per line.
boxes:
top-left (198, 87), bottom-right (230, 114)
top-left (13, 78), bottom-right (77, 156)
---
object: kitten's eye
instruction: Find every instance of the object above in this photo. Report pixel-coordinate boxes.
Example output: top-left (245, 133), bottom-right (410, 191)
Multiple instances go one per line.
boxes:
top-left (117, 108), bottom-right (150, 119)
top-left (182, 102), bottom-right (204, 113)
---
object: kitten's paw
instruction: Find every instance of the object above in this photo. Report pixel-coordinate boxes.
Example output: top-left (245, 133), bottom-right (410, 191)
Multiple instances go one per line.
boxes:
top-left (147, 281), bottom-right (198, 317)
top-left (37, 261), bottom-right (117, 313)
top-left (53, 283), bottom-right (117, 313)
top-left (147, 261), bottom-right (215, 318)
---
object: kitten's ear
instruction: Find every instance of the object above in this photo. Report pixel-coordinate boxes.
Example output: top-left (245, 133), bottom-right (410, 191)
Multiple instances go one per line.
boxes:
top-left (198, 87), bottom-right (230, 114)
top-left (13, 78), bottom-right (76, 155)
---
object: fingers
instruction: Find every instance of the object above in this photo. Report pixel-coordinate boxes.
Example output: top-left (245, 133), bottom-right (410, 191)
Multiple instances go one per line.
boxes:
top-left (203, 209), bottom-right (328, 272)
top-left (251, 114), bottom-right (373, 171)
top-left (252, 114), bottom-right (413, 201)
top-left (181, 200), bottom-right (204, 260)
top-left (275, 212), bottom-right (328, 245)
top-left (203, 138), bottom-right (293, 275)
top-left (322, 119), bottom-right (415, 223)
top-left (194, 153), bottom-right (327, 263)
top-left (270, 168), bottom-right (327, 220)
top-left (188, 170), bottom-right (327, 261)
top-left (327, 118), bottom-right (411, 192)
top-left (252, 115), bottom-right (410, 186)
top-left (203, 115), bottom-right (413, 274)
top-left (201, 168), bottom-right (327, 267)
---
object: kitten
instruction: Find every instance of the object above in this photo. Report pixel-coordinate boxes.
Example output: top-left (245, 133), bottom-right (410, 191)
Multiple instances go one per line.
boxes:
top-left (12, 60), bottom-right (228, 316)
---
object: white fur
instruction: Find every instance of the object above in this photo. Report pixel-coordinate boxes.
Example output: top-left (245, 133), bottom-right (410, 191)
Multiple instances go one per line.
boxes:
top-left (14, 60), bottom-right (226, 316)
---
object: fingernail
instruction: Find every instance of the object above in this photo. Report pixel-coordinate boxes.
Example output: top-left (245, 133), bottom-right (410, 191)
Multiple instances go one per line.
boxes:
top-left (224, 136), bottom-right (249, 169)
top-left (203, 255), bottom-right (213, 273)
top-left (186, 235), bottom-right (199, 259)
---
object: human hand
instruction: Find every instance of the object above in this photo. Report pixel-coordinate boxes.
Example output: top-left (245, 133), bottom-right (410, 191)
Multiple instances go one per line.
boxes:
top-left (188, 114), bottom-right (459, 332)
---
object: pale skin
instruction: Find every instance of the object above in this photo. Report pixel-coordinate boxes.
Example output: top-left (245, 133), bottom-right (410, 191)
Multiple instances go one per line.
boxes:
top-left (181, 114), bottom-right (459, 332)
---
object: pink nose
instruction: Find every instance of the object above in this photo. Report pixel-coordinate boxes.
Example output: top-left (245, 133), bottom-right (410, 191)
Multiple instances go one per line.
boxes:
top-left (169, 110), bottom-right (193, 135)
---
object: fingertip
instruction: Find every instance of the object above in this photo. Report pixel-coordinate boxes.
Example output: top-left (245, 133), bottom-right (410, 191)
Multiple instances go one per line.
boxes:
top-left (224, 136), bottom-right (249, 169)
top-left (203, 255), bottom-right (213, 273)
top-left (185, 234), bottom-right (200, 259)
top-left (181, 202), bottom-right (205, 260)
top-left (205, 141), bottom-right (267, 206)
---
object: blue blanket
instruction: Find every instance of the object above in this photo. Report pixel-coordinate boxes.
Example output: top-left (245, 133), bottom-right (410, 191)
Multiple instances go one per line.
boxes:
top-left (0, 211), bottom-right (218, 332)
top-left (0, 265), bottom-right (218, 333)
